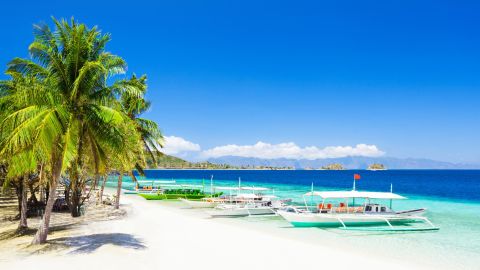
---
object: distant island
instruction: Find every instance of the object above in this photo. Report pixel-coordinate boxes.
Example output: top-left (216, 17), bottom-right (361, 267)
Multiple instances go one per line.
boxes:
top-left (151, 155), bottom-right (479, 170)
top-left (147, 154), bottom-right (237, 169)
top-left (367, 163), bottom-right (387, 170)
top-left (320, 163), bottom-right (345, 170)
top-left (206, 156), bottom-right (479, 169)
top-left (150, 154), bottom-right (293, 170)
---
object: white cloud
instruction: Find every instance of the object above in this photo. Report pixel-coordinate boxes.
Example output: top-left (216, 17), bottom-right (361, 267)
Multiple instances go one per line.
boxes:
top-left (161, 136), bottom-right (201, 155)
top-left (160, 136), bottom-right (385, 160)
top-left (201, 141), bottom-right (384, 160)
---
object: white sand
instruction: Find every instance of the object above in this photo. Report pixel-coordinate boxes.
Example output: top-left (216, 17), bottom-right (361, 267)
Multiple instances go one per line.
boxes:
top-left (1, 194), bottom-right (436, 270)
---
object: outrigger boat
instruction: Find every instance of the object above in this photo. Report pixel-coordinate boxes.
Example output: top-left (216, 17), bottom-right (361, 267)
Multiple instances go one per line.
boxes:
top-left (138, 184), bottom-right (223, 200)
top-left (179, 197), bottom-right (225, 208)
top-left (277, 190), bottom-right (439, 231)
top-left (123, 180), bottom-right (176, 194)
top-left (208, 186), bottom-right (288, 217)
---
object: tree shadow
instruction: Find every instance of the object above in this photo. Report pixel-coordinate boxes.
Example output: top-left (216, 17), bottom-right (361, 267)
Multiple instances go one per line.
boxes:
top-left (0, 223), bottom-right (77, 241)
top-left (48, 233), bottom-right (146, 254)
top-left (0, 227), bottom-right (37, 240)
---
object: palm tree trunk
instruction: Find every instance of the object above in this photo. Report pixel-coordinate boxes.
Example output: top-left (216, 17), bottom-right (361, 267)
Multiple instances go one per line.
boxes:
top-left (18, 176), bottom-right (28, 230)
top-left (115, 173), bottom-right (123, 209)
top-left (70, 186), bottom-right (81, 217)
top-left (28, 180), bottom-right (38, 204)
top-left (130, 171), bottom-right (138, 190)
top-left (99, 175), bottom-right (106, 204)
top-left (39, 185), bottom-right (45, 203)
top-left (39, 164), bottom-right (45, 203)
top-left (92, 174), bottom-right (99, 191)
top-left (31, 156), bottom-right (62, 244)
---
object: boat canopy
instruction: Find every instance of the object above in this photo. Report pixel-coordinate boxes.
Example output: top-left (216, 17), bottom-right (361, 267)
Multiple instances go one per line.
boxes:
top-left (215, 187), bottom-right (241, 191)
top-left (240, 187), bottom-right (270, 191)
top-left (304, 191), bottom-right (406, 200)
top-left (235, 193), bottom-right (259, 199)
top-left (214, 186), bottom-right (270, 191)
top-left (153, 184), bottom-right (204, 188)
top-left (137, 180), bottom-right (176, 184)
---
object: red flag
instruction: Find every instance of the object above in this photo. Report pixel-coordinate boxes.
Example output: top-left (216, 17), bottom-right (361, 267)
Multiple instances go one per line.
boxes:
top-left (354, 174), bottom-right (361, 180)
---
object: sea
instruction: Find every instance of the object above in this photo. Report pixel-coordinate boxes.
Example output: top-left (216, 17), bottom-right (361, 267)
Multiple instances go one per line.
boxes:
top-left (106, 169), bottom-right (480, 269)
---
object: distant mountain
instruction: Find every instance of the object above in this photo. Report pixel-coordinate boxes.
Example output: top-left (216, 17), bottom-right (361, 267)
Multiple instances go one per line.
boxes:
top-left (151, 154), bottom-right (239, 169)
top-left (206, 156), bottom-right (480, 169)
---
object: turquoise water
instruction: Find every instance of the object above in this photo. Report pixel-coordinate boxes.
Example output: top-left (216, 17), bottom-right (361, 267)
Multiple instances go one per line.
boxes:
top-left (106, 170), bottom-right (480, 269)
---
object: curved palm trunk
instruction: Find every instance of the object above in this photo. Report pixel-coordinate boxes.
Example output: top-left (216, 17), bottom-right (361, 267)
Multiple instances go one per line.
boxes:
top-left (28, 181), bottom-right (38, 203)
top-left (89, 174), bottom-right (99, 204)
top-left (130, 171), bottom-right (138, 190)
top-left (18, 176), bottom-right (28, 230)
top-left (70, 129), bottom-right (85, 217)
top-left (99, 175), bottom-right (106, 204)
top-left (115, 173), bottom-right (123, 209)
top-left (31, 157), bottom-right (62, 244)
top-left (70, 186), bottom-right (82, 217)
top-left (92, 174), bottom-right (99, 192)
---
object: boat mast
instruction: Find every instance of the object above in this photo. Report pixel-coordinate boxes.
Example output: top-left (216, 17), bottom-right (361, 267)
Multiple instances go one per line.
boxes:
top-left (352, 175), bottom-right (356, 191)
top-left (210, 175), bottom-right (214, 196)
top-left (390, 183), bottom-right (393, 209)
top-left (310, 182), bottom-right (314, 210)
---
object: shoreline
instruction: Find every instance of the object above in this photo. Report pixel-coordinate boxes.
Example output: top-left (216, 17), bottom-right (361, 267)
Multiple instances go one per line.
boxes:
top-left (0, 190), bottom-right (461, 270)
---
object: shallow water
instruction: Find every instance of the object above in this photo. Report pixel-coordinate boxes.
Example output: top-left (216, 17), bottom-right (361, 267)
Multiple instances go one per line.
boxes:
top-left (106, 169), bottom-right (480, 270)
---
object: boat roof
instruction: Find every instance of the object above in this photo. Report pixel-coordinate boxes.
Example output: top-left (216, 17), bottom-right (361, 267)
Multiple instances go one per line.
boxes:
top-left (215, 186), bottom-right (240, 191)
top-left (214, 186), bottom-right (270, 191)
top-left (137, 180), bottom-right (176, 184)
top-left (240, 187), bottom-right (270, 191)
top-left (154, 184), bottom-right (204, 188)
top-left (304, 190), bottom-right (406, 200)
top-left (235, 193), bottom-right (260, 199)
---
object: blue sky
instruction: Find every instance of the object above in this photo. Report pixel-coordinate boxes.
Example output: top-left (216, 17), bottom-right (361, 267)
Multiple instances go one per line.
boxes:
top-left (1, 1), bottom-right (479, 163)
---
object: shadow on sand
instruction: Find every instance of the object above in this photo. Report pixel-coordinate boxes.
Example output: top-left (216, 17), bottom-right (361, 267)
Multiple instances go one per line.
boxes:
top-left (49, 233), bottom-right (146, 254)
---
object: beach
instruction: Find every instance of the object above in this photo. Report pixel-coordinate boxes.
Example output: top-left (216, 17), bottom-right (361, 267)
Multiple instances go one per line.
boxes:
top-left (0, 191), bottom-right (454, 270)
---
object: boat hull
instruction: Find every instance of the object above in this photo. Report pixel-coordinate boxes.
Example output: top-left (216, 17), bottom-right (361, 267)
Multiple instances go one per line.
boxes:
top-left (180, 199), bottom-right (218, 208)
top-left (277, 210), bottom-right (418, 228)
top-left (209, 207), bottom-right (275, 217)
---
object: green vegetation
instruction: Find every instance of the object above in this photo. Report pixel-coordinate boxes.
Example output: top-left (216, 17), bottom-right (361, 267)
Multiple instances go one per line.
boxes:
top-left (139, 190), bottom-right (223, 200)
top-left (146, 154), bottom-right (238, 169)
top-left (321, 163), bottom-right (345, 170)
top-left (0, 18), bottom-right (162, 244)
top-left (368, 163), bottom-right (386, 170)
top-left (146, 154), bottom-right (294, 170)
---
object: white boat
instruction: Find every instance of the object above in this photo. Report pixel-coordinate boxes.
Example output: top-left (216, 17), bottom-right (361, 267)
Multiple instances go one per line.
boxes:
top-left (277, 190), bottom-right (439, 231)
top-left (180, 186), bottom-right (246, 208)
top-left (123, 180), bottom-right (177, 194)
top-left (207, 187), bottom-right (286, 217)
top-left (179, 197), bottom-right (223, 208)
top-left (208, 202), bottom-right (276, 217)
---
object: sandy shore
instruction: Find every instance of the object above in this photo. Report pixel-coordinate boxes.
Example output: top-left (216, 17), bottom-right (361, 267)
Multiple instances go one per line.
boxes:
top-left (0, 192), bottom-right (439, 270)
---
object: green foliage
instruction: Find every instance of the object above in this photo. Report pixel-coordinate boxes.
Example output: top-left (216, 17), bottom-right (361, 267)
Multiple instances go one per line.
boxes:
top-left (0, 16), bottom-right (164, 228)
top-left (145, 153), bottom-right (240, 169)
top-left (368, 163), bottom-right (386, 170)
top-left (139, 192), bottom-right (223, 200)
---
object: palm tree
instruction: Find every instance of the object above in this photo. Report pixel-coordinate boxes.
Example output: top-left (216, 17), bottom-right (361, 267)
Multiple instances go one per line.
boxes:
top-left (109, 122), bottom-right (143, 209)
top-left (119, 75), bottom-right (164, 184)
top-left (0, 72), bottom-right (41, 231)
top-left (0, 17), bottom-right (140, 244)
